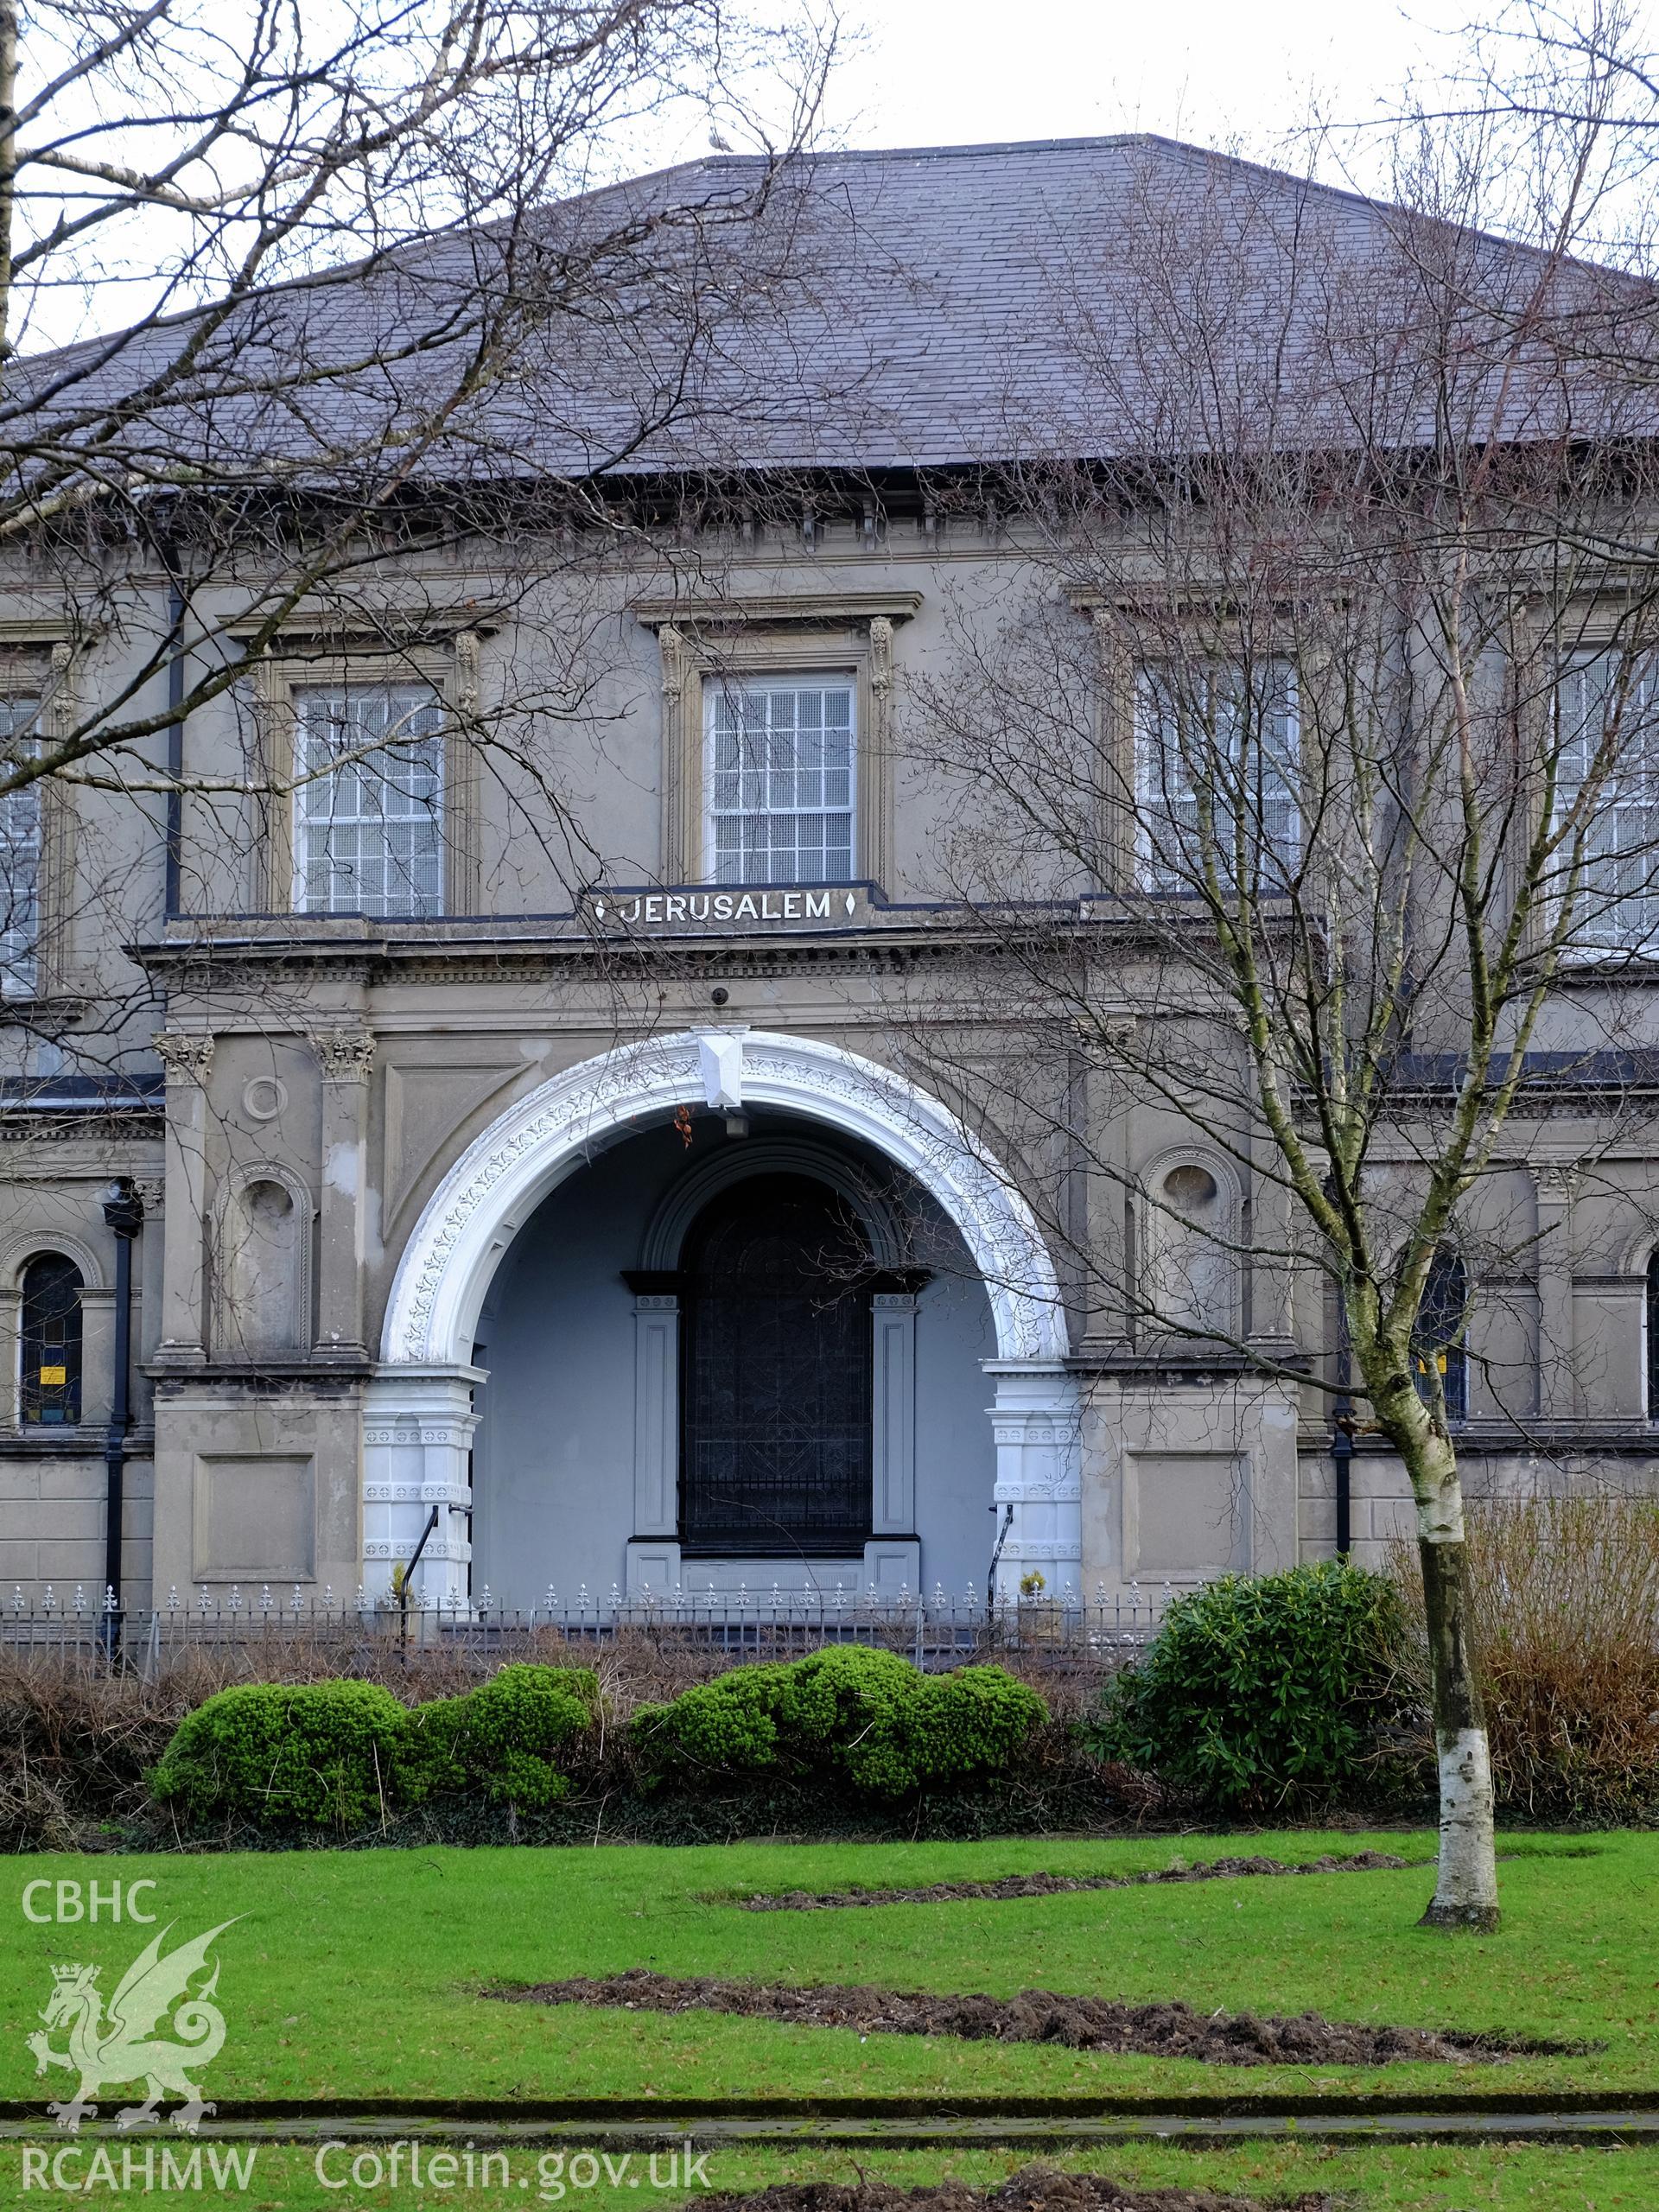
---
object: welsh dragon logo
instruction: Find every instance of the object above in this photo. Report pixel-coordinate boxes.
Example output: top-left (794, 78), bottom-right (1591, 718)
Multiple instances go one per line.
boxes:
top-left (29, 1919), bottom-right (238, 2133)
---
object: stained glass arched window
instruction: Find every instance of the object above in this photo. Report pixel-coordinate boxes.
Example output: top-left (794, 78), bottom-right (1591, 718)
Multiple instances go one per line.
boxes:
top-left (1413, 1249), bottom-right (1468, 1425)
top-left (21, 1254), bottom-right (82, 1424)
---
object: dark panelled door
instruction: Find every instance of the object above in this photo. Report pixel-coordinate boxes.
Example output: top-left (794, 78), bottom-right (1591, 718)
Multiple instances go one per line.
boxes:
top-left (681, 1173), bottom-right (873, 1556)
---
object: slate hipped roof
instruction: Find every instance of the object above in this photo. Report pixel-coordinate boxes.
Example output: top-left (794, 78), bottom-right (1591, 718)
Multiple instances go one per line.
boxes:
top-left (16, 134), bottom-right (1652, 486)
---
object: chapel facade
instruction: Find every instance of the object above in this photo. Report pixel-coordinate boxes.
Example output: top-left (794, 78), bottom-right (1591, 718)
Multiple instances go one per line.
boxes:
top-left (3, 134), bottom-right (1658, 1621)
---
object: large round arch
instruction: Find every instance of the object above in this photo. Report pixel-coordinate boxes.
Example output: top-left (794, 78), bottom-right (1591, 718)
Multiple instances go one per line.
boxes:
top-left (383, 1027), bottom-right (1067, 1367)
top-left (364, 1028), bottom-right (1079, 1606)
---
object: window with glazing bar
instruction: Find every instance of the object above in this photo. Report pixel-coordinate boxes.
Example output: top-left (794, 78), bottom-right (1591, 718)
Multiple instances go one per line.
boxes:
top-left (1135, 659), bottom-right (1300, 893)
top-left (292, 683), bottom-right (445, 916)
top-left (1555, 651), bottom-right (1659, 952)
top-left (0, 696), bottom-right (42, 995)
top-left (706, 677), bottom-right (855, 884)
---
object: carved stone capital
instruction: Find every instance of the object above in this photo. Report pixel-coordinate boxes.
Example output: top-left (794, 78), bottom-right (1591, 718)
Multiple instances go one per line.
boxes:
top-left (130, 1176), bottom-right (165, 1216)
top-left (154, 1032), bottom-right (214, 1084)
top-left (1075, 1012), bottom-right (1135, 1048)
top-left (313, 1032), bottom-right (377, 1084)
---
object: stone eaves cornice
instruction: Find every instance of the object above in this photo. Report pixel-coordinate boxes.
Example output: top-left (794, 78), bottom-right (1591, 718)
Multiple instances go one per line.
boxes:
top-left (628, 589), bottom-right (924, 629)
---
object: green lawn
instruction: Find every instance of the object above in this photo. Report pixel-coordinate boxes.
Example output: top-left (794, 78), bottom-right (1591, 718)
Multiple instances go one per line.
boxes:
top-left (4, 1830), bottom-right (1654, 2111)
top-left (3, 2139), bottom-right (1651, 2212)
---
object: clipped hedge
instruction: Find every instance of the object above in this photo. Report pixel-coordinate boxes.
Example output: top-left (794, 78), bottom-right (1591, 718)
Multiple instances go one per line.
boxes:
top-left (405, 1663), bottom-right (597, 1811)
top-left (632, 1645), bottom-right (1047, 1797)
top-left (1092, 1561), bottom-right (1402, 1809)
top-left (148, 1678), bottom-right (410, 1828)
top-left (149, 1663), bottom-right (597, 1830)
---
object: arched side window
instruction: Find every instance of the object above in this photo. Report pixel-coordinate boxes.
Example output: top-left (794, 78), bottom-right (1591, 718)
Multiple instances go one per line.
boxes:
top-left (20, 1254), bottom-right (83, 1424)
top-left (1413, 1249), bottom-right (1469, 1424)
top-left (1646, 1249), bottom-right (1659, 1421)
top-left (1142, 1160), bottom-right (1235, 1337)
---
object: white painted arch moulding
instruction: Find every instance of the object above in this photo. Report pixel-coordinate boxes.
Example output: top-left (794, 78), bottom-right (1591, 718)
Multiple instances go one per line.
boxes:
top-left (367, 1028), bottom-right (1080, 1605)
top-left (380, 1027), bottom-right (1070, 1368)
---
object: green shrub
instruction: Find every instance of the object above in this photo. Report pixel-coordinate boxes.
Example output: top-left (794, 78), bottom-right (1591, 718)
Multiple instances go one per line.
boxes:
top-left (633, 1646), bottom-right (1046, 1797)
top-left (776, 1647), bottom-right (918, 1783)
top-left (906, 1660), bottom-right (1052, 1789)
top-left (149, 1679), bottom-right (410, 1828)
top-left (1092, 1561), bottom-right (1402, 1808)
top-left (407, 1663), bottom-right (596, 1810)
top-left (631, 1663), bottom-right (788, 1773)
top-left (149, 1664), bottom-right (597, 1829)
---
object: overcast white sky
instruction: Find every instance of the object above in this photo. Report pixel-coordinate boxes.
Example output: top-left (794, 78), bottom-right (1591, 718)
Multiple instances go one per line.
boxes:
top-left (632, 0), bottom-right (1657, 252)
top-left (822, 0), bottom-right (1465, 156)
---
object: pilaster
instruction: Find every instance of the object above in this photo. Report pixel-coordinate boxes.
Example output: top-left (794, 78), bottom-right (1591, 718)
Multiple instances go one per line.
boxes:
top-left (153, 1033), bottom-right (213, 1363)
top-left (872, 1291), bottom-right (918, 1533)
top-left (631, 1291), bottom-right (678, 1535)
top-left (1535, 1164), bottom-right (1578, 1419)
top-left (862, 614), bottom-right (893, 887)
top-left (659, 624), bottom-right (691, 879)
top-left (314, 1030), bottom-right (374, 1362)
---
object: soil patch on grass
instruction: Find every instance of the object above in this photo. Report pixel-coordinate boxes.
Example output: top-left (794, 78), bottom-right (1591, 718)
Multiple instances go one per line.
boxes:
top-left (700, 2165), bottom-right (1328, 2212)
top-left (491, 1968), bottom-right (1587, 2066)
top-left (728, 1850), bottom-right (1414, 1911)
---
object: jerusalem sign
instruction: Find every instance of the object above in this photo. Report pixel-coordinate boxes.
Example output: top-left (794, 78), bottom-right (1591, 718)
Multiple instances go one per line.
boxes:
top-left (583, 887), bottom-right (865, 931)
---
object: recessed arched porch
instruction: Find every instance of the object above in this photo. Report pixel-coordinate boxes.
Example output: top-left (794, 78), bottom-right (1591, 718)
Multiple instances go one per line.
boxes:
top-left (363, 1029), bottom-right (1079, 1611)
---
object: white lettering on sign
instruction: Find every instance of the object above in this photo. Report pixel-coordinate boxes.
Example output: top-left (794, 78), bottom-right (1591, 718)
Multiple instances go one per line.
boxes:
top-left (586, 888), bottom-right (856, 931)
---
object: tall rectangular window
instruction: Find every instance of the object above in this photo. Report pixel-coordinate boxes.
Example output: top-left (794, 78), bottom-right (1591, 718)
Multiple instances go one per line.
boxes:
top-left (1135, 659), bottom-right (1300, 893)
top-left (1555, 651), bottom-right (1659, 951)
top-left (0, 696), bottom-right (43, 996)
top-left (293, 683), bottom-right (445, 916)
top-left (706, 677), bottom-right (855, 885)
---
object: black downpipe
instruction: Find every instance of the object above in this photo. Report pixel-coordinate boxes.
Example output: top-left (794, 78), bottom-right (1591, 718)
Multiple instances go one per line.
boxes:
top-left (162, 579), bottom-right (184, 918)
top-left (100, 1182), bottom-right (144, 1654)
top-left (1332, 1406), bottom-right (1353, 1559)
top-left (1333, 1293), bottom-right (1354, 1560)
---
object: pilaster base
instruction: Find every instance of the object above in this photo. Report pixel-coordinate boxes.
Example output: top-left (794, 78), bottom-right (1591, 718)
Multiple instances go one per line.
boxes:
top-left (362, 1363), bottom-right (483, 1603)
top-left (985, 1359), bottom-right (1083, 1600)
top-left (625, 1538), bottom-right (682, 1598)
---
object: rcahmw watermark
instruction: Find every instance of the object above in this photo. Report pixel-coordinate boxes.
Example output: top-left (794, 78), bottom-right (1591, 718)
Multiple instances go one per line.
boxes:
top-left (20, 2145), bottom-right (257, 2192)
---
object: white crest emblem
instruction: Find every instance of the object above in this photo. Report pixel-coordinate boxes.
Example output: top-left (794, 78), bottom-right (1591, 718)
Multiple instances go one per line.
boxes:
top-left (28, 1919), bottom-right (239, 2133)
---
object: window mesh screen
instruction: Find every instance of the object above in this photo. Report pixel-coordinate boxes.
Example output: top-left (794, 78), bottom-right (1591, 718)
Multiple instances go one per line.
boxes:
top-left (680, 1174), bottom-right (874, 1556)
top-left (22, 1254), bottom-right (82, 1424)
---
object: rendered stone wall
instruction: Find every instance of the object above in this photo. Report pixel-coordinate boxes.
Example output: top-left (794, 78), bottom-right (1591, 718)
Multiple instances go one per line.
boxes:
top-left (1297, 1444), bottom-right (1659, 1572)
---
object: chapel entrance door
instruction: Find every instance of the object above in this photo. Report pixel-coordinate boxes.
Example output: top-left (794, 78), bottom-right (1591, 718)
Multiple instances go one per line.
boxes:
top-left (680, 1173), bottom-right (873, 1556)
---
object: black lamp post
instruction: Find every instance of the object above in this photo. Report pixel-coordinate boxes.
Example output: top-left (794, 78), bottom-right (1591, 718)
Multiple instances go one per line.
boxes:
top-left (99, 1179), bottom-right (144, 1648)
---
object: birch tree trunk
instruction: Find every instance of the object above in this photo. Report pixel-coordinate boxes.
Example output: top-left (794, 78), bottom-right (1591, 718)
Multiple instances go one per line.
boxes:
top-left (1417, 1515), bottom-right (1499, 1929)
top-left (1372, 1375), bottom-right (1499, 1929)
